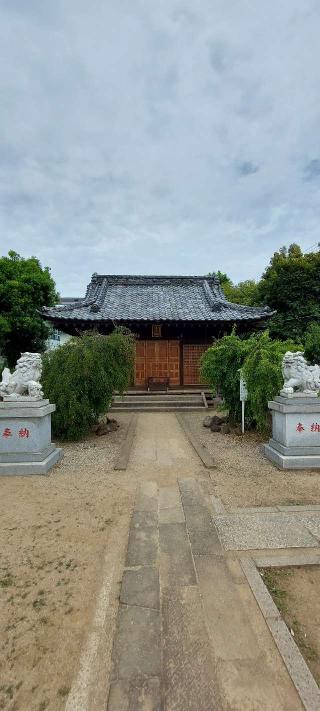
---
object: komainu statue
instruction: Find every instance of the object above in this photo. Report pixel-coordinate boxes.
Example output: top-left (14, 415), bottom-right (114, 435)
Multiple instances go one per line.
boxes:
top-left (0, 353), bottom-right (44, 400)
top-left (281, 351), bottom-right (320, 397)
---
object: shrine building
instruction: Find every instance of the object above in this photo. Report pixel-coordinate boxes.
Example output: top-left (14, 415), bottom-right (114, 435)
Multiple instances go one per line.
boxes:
top-left (42, 274), bottom-right (274, 387)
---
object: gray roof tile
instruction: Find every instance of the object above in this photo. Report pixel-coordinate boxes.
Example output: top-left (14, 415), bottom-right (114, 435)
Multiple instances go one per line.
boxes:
top-left (42, 274), bottom-right (274, 323)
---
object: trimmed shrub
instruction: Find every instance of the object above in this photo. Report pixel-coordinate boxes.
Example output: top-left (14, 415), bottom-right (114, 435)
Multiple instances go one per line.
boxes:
top-left (42, 329), bottom-right (135, 441)
top-left (200, 331), bottom-right (255, 422)
top-left (304, 322), bottom-right (320, 365)
top-left (243, 332), bottom-right (302, 432)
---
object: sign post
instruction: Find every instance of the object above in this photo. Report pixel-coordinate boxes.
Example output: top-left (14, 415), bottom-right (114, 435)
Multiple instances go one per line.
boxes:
top-left (240, 374), bottom-right (248, 434)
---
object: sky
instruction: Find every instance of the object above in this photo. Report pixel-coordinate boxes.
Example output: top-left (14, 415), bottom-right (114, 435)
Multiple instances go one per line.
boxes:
top-left (1, 1), bottom-right (320, 295)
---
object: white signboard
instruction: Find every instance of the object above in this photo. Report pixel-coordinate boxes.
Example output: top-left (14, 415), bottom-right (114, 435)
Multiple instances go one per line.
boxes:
top-left (240, 376), bottom-right (248, 402)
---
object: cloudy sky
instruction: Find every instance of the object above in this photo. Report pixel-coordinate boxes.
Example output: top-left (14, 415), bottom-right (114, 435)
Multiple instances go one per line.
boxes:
top-left (1, 1), bottom-right (320, 294)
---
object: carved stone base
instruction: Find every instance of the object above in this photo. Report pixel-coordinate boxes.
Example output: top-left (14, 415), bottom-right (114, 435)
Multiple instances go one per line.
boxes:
top-left (0, 448), bottom-right (63, 475)
top-left (264, 396), bottom-right (320, 471)
top-left (264, 444), bottom-right (320, 470)
top-left (0, 399), bottom-right (63, 476)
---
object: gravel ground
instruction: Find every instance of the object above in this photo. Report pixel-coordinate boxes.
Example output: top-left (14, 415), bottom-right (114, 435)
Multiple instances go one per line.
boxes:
top-left (0, 413), bottom-right (134, 711)
top-left (185, 413), bottom-right (320, 508)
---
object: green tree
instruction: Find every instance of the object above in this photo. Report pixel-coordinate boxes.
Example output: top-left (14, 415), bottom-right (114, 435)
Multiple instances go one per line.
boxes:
top-left (304, 322), bottom-right (320, 365)
top-left (258, 244), bottom-right (320, 341)
top-left (209, 271), bottom-right (260, 306)
top-left (0, 251), bottom-right (58, 367)
top-left (223, 279), bottom-right (260, 306)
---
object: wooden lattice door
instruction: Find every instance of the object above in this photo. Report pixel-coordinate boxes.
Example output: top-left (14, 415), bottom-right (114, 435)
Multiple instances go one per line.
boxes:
top-left (134, 340), bottom-right (180, 386)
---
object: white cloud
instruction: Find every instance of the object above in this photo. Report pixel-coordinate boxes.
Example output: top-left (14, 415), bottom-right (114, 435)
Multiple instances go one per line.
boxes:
top-left (0, 0), bottom-right (319, 292)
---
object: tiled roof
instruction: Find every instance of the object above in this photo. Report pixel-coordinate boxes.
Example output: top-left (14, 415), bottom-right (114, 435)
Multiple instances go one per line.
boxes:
top-left (42, 274), bottom-right (274, 323)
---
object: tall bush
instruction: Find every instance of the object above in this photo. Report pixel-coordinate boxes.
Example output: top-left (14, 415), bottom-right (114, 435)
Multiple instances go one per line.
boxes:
top-left (42, 329), bottom-right (134, 441)
top-left (200, 331), bottom-right (254, 422)
top-left (243, 332), bottom-right (302, 432)
top-left (201, 330), bottom-right (302, 432)
top-left (304, 322), bottom-right (320, 365)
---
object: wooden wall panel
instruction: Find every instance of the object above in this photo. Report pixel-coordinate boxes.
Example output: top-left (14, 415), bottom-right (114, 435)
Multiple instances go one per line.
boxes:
top-left (183, 344), bottom-right (208, 385)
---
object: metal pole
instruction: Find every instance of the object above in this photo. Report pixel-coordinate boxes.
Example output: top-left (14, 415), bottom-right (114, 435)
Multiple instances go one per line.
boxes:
top-left (242, 400), bottom-right (245, 434)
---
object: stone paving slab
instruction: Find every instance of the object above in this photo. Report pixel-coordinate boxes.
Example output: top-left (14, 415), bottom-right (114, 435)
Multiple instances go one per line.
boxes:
top-left (215, 656), bottom-right (303, 711)
top-left (211, 496), bottom-right (226, 514)
top-left (214, 512), bottom-right (319, 550)
top-left (178, 477), bottom-right (208, 510)
top-left (187, 526), bottom-right (223, 556)
top-left (111, 605), bottom-right (161, 681)
top-left (161, 586), bottom-right (220, 710)
top-left (159, 506), bottom-right (185, 524)
top-left (120, 567), bottom-right (160, 610)
top-left (126, 524), bottom-right (158, 567)
top-left (194, 555), bottom-right (261, 661)
top-left (108, 677), bottom-right (161, 711)
top-left (159, 522), bottom-right (196, 587)
top-left (135, 481), bottom-right (158, 512)
top-left (131, 510), bottom-right (158, 528)
top-left (182, 505), bottom-right (213, 531)
top-left (159, 486), bottom-right (181, 509)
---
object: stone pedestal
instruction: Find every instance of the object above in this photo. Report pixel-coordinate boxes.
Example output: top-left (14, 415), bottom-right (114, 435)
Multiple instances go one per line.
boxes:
top-left (264, 396), bottom-right (320, 470)
top-left (0, 400), bottom-right (63, 475)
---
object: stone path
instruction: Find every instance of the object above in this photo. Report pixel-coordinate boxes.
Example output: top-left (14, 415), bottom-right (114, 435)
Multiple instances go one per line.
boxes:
top-left (106, 414), bottom-right (320, 710)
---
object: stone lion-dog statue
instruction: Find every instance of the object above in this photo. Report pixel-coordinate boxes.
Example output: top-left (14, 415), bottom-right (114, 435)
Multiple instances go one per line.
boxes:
top-left (0, 352), bottom-right (44, 400)
top-left (281, 351), bottom-right (320, 397)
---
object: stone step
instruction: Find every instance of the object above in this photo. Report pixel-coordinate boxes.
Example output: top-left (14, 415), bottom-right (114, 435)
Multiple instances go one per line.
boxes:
top-left (110, 405), bottom-right (205, 412)
top-left (113, 394), bottom-right (202, 402)
top-left (112, 400), bottom-right (203, 408)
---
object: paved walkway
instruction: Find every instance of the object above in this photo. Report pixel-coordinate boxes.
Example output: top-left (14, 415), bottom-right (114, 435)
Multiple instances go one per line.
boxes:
top-left (106, 414), bottom-right (320, 710)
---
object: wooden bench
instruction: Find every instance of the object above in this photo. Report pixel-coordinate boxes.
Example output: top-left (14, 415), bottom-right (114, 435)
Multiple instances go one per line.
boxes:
top-left (147, 377), bottom-right (170, 392)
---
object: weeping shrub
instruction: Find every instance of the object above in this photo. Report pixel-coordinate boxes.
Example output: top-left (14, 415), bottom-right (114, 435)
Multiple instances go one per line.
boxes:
top-left (304, 322), bottom-right (320, 365)
top-left (201, 330), bottom-right (301, 432)
top-left (243, 332), bottom-right (302, 432)
top-left (200, 330), bottom-right (255, 422)
top-left (42, 329), bottom-right (134, 441)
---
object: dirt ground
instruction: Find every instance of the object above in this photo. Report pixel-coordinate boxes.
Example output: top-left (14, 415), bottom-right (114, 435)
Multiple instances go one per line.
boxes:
top-left (262, 566), bottom-right (320, 686)
top-left (0, 414), bottom-right (135, 711)
top-left (1, 411), bottom-right (320, 710)
top-left (186, 413), bottom-right (320, 507)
